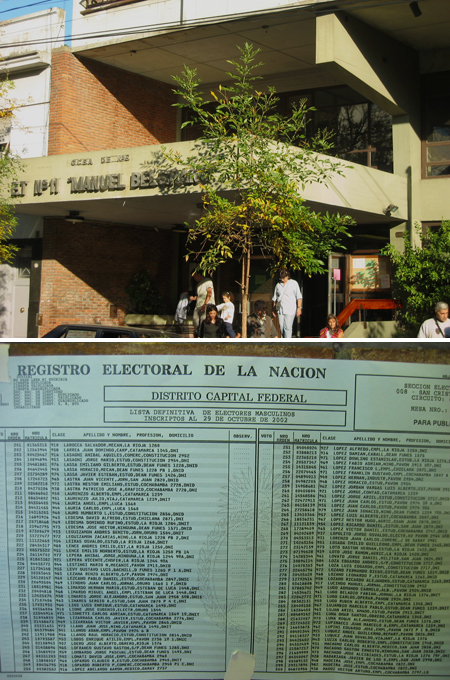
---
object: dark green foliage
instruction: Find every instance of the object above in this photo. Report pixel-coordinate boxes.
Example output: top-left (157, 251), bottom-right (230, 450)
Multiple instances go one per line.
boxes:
top-left (125, 270), bottom-right (169, 315)
top-left (382, 221), bottom-right (450, 336)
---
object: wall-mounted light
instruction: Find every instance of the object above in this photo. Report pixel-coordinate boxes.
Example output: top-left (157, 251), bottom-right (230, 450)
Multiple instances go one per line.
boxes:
top-left (66, 210), bottom-right (84, 223)
top-left (383, 204), bottom-right (399, 216)
top-left (409, 1), bottom-right (422, 18)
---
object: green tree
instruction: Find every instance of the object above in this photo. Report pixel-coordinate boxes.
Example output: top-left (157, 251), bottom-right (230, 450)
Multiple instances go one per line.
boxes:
top-left (382, 221), bottom-right (450, 336)
top-left (168, 43), bottom-right (354, 336)
top-left (0, 77), bottom-right (20, 264)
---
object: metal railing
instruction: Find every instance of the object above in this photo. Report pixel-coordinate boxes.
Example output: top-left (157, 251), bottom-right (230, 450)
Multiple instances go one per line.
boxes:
top-left (337, 298), bottom-right (401, 327)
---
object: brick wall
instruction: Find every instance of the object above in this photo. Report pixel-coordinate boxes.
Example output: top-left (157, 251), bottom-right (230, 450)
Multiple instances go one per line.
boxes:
top-left (39, 218), bottom-right (175, 336)
top-left (48, 48), bottom-right (177, 154)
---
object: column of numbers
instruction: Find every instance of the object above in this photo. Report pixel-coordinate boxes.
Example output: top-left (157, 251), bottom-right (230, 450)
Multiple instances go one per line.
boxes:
top-left (8, 436), bottom-right (33, 671)
top-left (275, 439), bottom-right (292, 671)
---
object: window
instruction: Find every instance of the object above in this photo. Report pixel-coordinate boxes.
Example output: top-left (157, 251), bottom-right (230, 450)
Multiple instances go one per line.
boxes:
top-left (99, 330), bottom-right (133, 337)
top-left (423, 72), bottom-right (450, 178)
top-left (16, 247), bottom-right (31, 279)
top-left (0, 113), bottom-right (12, 154)
top-left (283, 86), bottom-right (393, 173)
top-left (66, 329), bottom-right (97, 337)
top-left (422, 222), bottom-right (442, 234)
top-left (181, 85), bottom-right (393, 173)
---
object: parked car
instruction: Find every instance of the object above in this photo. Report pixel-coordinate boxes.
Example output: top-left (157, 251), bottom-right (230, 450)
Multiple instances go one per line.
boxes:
top-left (42, 324), bottom-right (181, 339)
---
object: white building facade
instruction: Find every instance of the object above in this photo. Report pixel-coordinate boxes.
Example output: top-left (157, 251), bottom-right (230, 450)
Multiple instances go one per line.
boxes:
top-left (0, 8), bottom-right (65, 337)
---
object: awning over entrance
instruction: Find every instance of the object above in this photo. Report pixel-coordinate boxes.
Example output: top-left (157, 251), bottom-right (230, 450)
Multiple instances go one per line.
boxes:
top-left (11, 141), bottom-right (406, 229)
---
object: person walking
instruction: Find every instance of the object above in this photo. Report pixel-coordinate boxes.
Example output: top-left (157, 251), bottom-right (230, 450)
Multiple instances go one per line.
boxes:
top-left (272, 269), bottom-right (302, 338)
top-left (191, 272), bottom-right (215, 334)
top-left (198, 304), bottom-right (227, 338)
top-left (216, 291), bottom-right (236, 338)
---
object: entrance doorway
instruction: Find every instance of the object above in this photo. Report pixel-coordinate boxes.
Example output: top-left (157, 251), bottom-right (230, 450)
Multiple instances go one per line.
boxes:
top-left (12, 247), bottom-right (31, 338)
top-left (301, 272), bottom-right (328, 337)
top-left (0, 246), bottom-right (32, 338)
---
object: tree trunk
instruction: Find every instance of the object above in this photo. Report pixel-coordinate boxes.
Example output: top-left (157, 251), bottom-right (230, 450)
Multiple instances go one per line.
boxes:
top-left (240, 249), bottom-right (251, 338)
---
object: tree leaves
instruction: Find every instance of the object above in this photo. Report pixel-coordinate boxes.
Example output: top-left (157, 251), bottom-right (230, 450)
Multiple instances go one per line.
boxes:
top-left (0, 77), bottom-right (22, 264)
top-left (169, 43), bottom-right (354, 335)
top-left (382, 222), bottom-right (450, 336)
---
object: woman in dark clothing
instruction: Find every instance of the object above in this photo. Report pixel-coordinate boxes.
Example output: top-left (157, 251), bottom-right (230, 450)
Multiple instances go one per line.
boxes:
top-left (198, 304), bottom-right (228, 338)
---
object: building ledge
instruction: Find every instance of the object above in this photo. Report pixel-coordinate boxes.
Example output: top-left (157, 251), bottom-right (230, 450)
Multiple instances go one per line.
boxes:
top-left (80, 0), bottom-right (145, 14)
top-left (0, 51), bottom-right (51, 74)
top-left (12, 141), bottom-right (408, 228)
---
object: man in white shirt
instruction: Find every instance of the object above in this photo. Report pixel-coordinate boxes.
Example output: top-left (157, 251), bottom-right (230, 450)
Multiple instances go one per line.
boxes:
top-left (272, 269), bottom-right (302, 338)
top-left (417, 302), bottom-right (450, 338)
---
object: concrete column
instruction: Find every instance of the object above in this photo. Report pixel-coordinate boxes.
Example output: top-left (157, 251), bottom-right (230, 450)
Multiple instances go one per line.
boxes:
top-left (392, 115), bottom-right (422, 246)
top-left (316, 12), bottom-right (421, 244)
